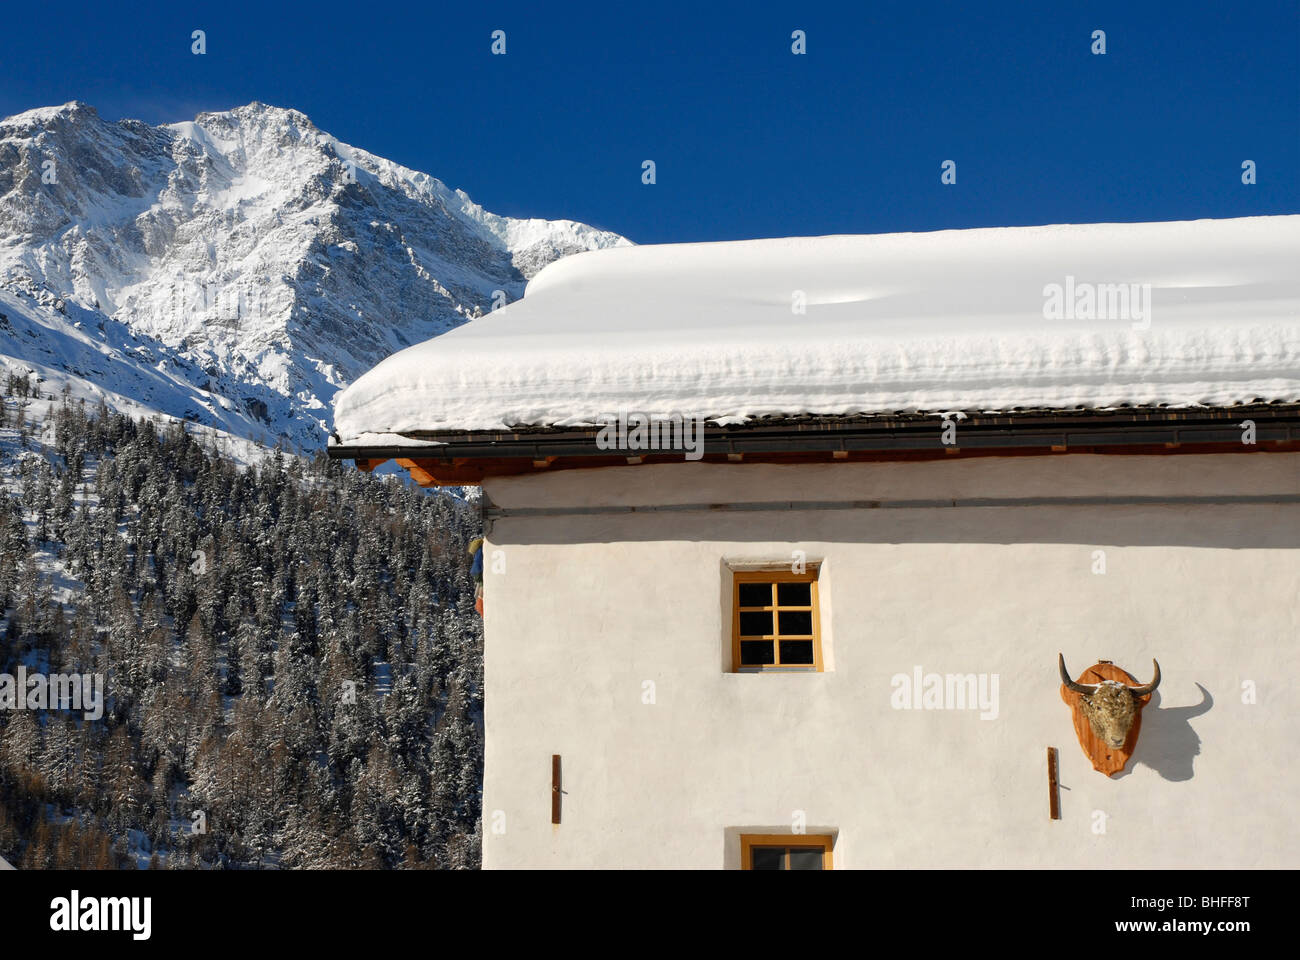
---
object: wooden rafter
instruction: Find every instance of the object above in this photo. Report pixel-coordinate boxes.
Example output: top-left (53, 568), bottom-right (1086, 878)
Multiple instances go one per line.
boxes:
top-left (367, 438), bottom-right (1300, 488)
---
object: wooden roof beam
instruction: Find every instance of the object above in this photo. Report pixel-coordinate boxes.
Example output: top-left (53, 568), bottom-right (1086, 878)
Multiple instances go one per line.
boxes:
top-left (395, 458), bottom-right (439, 486)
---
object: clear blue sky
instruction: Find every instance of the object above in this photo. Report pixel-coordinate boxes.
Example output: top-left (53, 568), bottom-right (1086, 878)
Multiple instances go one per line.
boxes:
top-left (3, 0), bottom-right (1296, 243)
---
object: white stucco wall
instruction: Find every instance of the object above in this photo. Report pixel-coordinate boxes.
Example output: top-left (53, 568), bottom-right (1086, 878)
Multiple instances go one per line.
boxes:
top-left (479, 453), bottom-right (1300, 868)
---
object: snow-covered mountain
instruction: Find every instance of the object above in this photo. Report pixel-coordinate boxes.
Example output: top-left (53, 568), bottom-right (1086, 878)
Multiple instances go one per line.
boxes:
top-left (0, 101), bottom-right (628, 449)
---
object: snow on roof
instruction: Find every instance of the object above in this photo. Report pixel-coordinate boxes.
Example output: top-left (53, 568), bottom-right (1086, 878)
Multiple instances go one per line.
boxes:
top-left (332, 215), bottom-right (1300, 445)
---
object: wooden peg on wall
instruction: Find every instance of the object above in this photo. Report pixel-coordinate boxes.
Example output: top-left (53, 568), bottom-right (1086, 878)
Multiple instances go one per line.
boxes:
top-left (1047, 746), bottom-right (1060, 820)
top-left (552, 754), bottom-right (562, 824)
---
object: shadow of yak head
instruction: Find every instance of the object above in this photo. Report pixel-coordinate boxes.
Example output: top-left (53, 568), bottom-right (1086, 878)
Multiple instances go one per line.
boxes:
top-left (1059, 654), bottom-right (1161, 748)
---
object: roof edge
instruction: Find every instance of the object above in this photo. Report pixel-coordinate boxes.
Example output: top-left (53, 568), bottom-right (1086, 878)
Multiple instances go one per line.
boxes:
top-left (328, 403), bottom-right (1300, 461)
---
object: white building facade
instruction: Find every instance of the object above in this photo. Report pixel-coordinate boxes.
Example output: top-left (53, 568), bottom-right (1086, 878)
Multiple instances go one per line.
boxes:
top-left (477, 452), bottom-right (1299, 868)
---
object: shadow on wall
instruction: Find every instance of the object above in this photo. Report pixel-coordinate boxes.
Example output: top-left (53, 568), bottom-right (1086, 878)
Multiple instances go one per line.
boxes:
top-left (1117, 684), bottom-right (1214, 782)
top-left (488, 505), bottom-right (1300, 549)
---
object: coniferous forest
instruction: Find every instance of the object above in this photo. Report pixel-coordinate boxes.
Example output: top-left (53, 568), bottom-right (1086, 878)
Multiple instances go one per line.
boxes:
top-left (0, 378), bottom-right (484, 868)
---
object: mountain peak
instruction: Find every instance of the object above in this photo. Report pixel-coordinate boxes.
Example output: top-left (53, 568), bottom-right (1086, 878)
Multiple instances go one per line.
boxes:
top-left (0, 100), bottom-right (99, 128)
top-left (195, 101), bottom-right (317, 128)
top-left (0, 99), bottom-right (628, 453)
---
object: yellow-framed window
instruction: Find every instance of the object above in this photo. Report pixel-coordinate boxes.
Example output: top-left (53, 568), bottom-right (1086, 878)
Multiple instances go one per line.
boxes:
top-left (731, 568), bottom-right (822, 671)
top-left (741, 834), bottom-right (834, 870)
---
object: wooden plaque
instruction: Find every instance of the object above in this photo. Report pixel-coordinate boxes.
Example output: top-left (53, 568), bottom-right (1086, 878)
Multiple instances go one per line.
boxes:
top-left (1060, 661), bottom-right (1153, 777)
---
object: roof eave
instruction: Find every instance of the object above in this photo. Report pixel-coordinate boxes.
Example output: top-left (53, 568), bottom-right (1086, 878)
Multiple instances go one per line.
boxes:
top-left (328, 403), bottom-right (1300, 464)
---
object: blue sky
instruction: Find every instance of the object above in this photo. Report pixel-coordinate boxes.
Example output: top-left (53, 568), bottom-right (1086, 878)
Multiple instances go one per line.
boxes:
top-left (2, 0), bottom-right (1296, 243)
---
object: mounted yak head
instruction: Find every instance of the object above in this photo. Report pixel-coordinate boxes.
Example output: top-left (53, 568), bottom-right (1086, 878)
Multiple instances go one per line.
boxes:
top-left (1058, 654), bottom-right (1161, 748)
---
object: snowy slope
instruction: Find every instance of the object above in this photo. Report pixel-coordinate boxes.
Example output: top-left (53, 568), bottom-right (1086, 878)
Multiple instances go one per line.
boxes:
top-left (0, 280), bottom-right (272, 463)
top-left (1, 278), bottom-right (261, 441)
top-left (332, 215), bottom-right (1300, 442)
top-left (0, 101), bottom-right (628, 451)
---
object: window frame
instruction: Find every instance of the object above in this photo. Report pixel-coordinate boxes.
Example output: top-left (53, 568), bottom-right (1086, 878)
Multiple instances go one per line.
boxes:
top-left (740, 833), bottom-right (835, 870)
top-left (730, 568), bottom-right (823, 672)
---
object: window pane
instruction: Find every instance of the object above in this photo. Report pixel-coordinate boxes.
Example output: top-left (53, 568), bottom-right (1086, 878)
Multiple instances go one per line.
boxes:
top-left (779, 640), bottom-right (815, 665)
top-left (788, 847), bottom-right (824, 870)
top-left (738, 582), bottom-right (772, 607)
top-left (739, 611), bottom-right (773, 636)
top-left (778, 610), bottom-right (813, 635)
top-left (777, 581), bottom-right (811, 606)
top-left (750, 847), bottom-right (785, 870)
top-left (740, 640), bottom-right (774, 665)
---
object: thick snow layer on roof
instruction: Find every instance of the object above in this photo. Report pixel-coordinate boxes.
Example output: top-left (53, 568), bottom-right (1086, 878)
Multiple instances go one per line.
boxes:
top-left (332, 216), bottom-right (1300, 444)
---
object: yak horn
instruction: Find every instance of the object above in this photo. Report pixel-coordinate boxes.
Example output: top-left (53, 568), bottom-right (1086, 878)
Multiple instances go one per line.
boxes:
top-left (1058, 653), bottom-right (1098, 694)
top-left (1128, 659), bottom-right (1161, 697)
